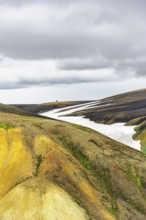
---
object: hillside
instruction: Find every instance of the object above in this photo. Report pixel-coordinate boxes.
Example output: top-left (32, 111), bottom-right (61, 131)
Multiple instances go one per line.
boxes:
top-left (12, 89), bottom-right (146, 125)
top-left (64, 89), bottom-right (146, 125)
top-left (0, 103), bottom-right (46, 119)
top-left (11, 88), bottom-right (146, 155)
top-left (13, 101), bottom-right (90, 114)
top-left (0, 109), bottom-right (146, 219)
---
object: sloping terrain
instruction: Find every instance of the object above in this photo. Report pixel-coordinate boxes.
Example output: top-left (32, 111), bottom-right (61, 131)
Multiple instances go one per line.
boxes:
top-left (13, 101), bottom-right (90, 114)
top-left (12, 89), bottom-right (146, 157)
top-left (63, 89), bottom-right (146, 124)
top-left (133, 121), bottom-right (146, 154)
top-left (0, 109), bottom-right (146, 219)
top-left (12, 89), bottom-right (146, 124)
top-left (0, 103), bottom-right (46, 119)
top-left (40, 104), bottom-right (140, 151)
top-left (12, 90), bottom-right (146, 152)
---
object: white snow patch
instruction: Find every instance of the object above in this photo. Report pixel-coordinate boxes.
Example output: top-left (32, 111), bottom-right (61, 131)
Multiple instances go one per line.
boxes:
top-left (57, 101), bottom-right (101, 114)
top-left (40, 102), bottom-right (141, 151)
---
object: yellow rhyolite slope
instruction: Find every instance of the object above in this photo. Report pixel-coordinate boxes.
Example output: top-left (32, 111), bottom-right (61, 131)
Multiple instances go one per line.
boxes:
top-left (0, 180), bottom-right (88, 220)
top-left (0, 125), bottom-right (116, 220)
top-left (0, 128), bottom-right (89, 220)
top-left (0, 128), bottom-right (32, 199)
top-left (0, 112), bottom-right (146, 220)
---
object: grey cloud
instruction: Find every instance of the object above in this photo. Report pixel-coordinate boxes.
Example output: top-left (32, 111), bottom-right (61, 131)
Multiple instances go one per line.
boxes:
top-left (58, 58), bottom-right (113, 70)
top-left (18, 77), bottom-right (95, 86)
top-left (0, 0), bottom-right (144, 60)
top-left (0, 0), bottom-right (146, 87)
top-left (0, 76), bottom-right (113, 90)
top-left (115, 59), bottom-right (146, 76)
top-left (0, 0), bottom-right (90, 6)
top-left (0, 25), bottom-right (141, 61)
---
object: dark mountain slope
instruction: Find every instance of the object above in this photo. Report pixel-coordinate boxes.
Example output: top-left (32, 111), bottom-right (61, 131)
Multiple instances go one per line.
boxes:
top-left (12, 100), bottom-right (91, 114)
top-left (102, 88), bottom-right (146, 104)
top-left (64, 89), bottom-right (146, 124)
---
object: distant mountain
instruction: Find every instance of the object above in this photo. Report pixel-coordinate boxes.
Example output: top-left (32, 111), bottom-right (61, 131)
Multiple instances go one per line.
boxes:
top-left (12, 100), bottom-right (90, 114)
top-left (59, 89), bottom-right (146, 153)
top-left (0, 103), bottom-right (146, 219)
top-left (62, 89), bottom-right (146, 124)
top-left (12, 89), bottom-right (146, 124)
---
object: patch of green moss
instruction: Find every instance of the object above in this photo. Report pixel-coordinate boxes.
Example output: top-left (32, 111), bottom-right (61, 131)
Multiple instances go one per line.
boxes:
top-left (71, 195), bottom-right (82, 207)
top-left (101, 193), bottom-right (108, 202)
top-left (137, 177), bottom-right (142, 189)
top-left (70, 123), bottom-right (95, 133)
top-left (132, 128), bottom-right (146, 154)
top-left (59, 137), bottom-right (120, 218)
top-left (125, 164), bottom-right (142, 191)
top-left (34, 154), bottom-right (42, 177)
top-left (141, 144), bottom-right (146, 154)
top-left (0, 122), bottom-right (14, 130)
top-left (32, 122), bottom-right (43, 129)
top-left (134, 125), bottom-right (141, 132)
top-left (98, 168), bottom-right (114, 194)
top-left (126, 199), bottom-right (146, 214)
top-left (97, 167), bottom-right (120, 217)
top-left (61, 139), bottom-right (92, 171)
top-left (108, 203), bottom-right (119, 217)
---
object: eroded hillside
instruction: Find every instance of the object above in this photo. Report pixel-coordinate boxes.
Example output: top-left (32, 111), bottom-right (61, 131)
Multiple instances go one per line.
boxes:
top-left (0, 111), bottom-right (146, 219)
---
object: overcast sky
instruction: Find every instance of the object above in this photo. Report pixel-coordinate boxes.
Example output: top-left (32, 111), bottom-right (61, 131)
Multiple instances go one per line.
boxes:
top-left (0, 0), bottom-right (146, 103)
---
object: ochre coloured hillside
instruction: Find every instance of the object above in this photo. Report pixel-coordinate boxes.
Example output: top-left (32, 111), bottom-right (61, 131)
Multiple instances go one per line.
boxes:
top-left (0, 110), bottom-right (146, 219)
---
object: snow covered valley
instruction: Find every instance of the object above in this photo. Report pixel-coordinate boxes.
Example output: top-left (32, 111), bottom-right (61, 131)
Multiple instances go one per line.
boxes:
top-left (40, 101), bottom-right (140, 151)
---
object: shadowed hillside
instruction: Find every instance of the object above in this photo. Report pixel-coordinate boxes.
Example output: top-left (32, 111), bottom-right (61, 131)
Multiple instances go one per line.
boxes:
top-left (0, 108), bottom-right (146, 219)
top-left (13, 101), bottom-right (90, 114)
top-left (12, 89), bottom-right (146, 125)
top-left (64, 89), bottom-right (146, 124)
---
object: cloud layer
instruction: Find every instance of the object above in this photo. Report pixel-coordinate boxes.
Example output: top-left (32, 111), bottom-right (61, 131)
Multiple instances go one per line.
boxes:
top-left (0, 0), bottom-right (146, 91)
top-left (0, 57), bottom-right (121, 89)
